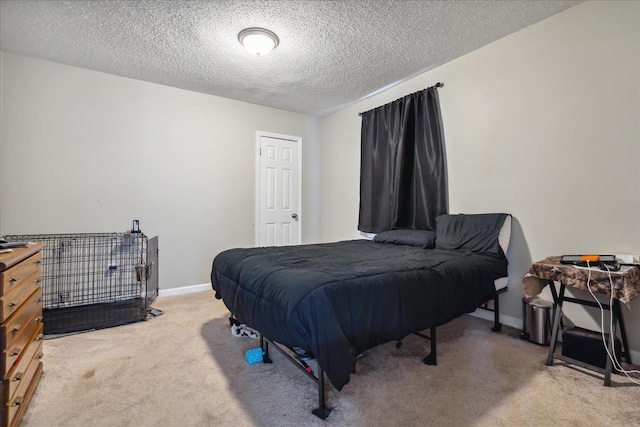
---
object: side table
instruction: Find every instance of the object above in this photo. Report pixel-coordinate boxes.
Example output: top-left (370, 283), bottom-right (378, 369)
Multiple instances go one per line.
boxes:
top-left (523, 256), bottom-right (640, 386)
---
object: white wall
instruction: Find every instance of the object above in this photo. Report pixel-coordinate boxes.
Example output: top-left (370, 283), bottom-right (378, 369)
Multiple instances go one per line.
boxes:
top-left (1, 0), bottom-right (638, 358)
top-left (0, 53), bottom-right (323, 290)
top-left (322, 1), bottom-right (640, 355)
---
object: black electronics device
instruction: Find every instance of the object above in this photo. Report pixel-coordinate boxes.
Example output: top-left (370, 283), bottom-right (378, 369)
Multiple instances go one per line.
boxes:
top-left (560, 254), bottom-right (618, 270)
top-left (601, 262), bottom-right (621, 271)
top-left (560, 254), bottom-right (617, 266)
top-left (562, 326), bottom-right (621, 370)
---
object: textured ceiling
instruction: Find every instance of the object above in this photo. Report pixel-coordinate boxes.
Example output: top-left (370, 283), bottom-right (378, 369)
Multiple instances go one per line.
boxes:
top-left (0, 0), bottom-right (583, 116)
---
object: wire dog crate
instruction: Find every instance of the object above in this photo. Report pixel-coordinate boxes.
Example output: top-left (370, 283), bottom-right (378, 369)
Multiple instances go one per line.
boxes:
top-left (4, 232), bottom-right (159, 335)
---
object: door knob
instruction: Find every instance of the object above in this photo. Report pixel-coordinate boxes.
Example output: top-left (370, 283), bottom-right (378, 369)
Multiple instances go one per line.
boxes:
top-left (292, 213), bottom-right (298, 220)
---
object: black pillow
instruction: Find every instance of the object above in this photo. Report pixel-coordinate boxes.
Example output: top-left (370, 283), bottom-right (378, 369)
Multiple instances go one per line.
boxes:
top-left (435, 213), bottom-right (507, 255)
top-left (373, 229), bottom-right (436, 249)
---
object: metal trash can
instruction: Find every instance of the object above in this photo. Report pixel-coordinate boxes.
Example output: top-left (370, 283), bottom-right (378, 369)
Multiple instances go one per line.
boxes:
top-left (521, 297), bottom-right (553, 346)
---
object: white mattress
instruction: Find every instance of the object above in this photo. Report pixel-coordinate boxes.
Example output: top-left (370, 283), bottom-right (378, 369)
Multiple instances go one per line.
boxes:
top-left (494, 276), bottom-right (508, 292)
top-left (494, 215), bottom-right (512, 292)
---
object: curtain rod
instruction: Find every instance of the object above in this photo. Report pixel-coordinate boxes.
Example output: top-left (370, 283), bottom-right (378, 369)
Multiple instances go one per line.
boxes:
top-left (358, 82), bottom-right (444, 117)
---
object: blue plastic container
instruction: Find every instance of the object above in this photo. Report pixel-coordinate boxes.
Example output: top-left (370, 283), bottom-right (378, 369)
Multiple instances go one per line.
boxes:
top-left (245, 347), bottom-right (263, 364)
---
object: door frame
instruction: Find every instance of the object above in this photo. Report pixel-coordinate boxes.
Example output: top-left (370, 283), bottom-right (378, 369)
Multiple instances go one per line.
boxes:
top-left (255, 131), bottom-right (303, 246)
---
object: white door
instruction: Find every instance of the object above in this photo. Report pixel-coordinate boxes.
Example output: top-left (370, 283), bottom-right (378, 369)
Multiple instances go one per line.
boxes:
top-left (256, 132), bottom-right (302, 246)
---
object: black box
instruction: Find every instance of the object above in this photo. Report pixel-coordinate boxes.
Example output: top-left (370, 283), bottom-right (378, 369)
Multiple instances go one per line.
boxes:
top-left (562, 326), bottom-right (621, 370)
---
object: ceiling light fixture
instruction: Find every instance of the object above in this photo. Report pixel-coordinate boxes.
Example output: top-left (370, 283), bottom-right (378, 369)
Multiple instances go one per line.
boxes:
top-left (238, 27), bottom-right (279, 57)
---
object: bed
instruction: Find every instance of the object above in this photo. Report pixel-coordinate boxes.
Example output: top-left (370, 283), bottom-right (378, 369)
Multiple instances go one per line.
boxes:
top-left (211, 213), bottom-right (511, 418)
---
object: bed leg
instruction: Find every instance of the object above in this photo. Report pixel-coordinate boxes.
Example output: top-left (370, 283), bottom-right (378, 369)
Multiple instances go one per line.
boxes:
top-left (423, 327), bottom-right (437, 365)
top-left (491, 293), bottom-right (502, 333)
top-left (311, 366), bottom-right (332, 419)
top-left (260, 335), bottom-right (272, 364)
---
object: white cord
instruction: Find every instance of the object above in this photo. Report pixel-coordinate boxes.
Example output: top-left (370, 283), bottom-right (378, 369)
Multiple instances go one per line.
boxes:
top-left (584, 260), bottom-right (640, 384)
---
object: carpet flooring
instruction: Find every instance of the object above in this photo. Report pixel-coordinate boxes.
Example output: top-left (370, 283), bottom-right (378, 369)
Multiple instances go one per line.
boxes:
top-left (20, 290), bottom-right (640, 426)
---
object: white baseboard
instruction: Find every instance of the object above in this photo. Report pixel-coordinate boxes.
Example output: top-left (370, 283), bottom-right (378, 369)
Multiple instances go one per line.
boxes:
top-left (469, 309), bottom-right (521, 330)
top-left (469, 310), bottom-right (640, 363)
top-left (159, 284), bottom-right (640, 363)
top-left (158, 283), bottom-right (211, 298)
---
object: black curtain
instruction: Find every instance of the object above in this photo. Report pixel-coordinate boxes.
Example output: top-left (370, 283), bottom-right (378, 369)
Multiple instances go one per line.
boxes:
top-left (358, 87), bottom-right (447, 233)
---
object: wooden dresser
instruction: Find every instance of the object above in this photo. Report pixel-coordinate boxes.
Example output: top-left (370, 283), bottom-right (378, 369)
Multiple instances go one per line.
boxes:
top-left (0, 243), bottom-right (44, 427)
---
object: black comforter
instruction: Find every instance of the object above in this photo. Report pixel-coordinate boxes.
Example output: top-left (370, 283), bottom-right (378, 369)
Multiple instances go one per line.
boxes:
top-left (211, 239), bottom-right (507, 390)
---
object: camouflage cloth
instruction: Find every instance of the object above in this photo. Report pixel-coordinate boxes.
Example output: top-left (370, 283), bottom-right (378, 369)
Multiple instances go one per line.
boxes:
top-left (523, 256), bottom-right (640, 307)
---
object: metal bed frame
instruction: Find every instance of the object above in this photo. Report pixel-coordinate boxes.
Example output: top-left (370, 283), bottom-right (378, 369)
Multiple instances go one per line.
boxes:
top-left (252, 287), bottom-right (507, 419)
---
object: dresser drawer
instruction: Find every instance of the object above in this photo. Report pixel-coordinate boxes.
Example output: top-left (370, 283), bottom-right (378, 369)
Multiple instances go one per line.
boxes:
top-left (0, 271), bottom-right (41, 323)
top-left (4, 361), bottom-right (42, 427)
top-left (1, 320), bottom-right (43, 379)
top-left (2, 336), bottom-right (43, 404)
top-left (0, 243), bottom-right (44, 427)
top-left (1, 287), bottom-right (42, 351)
top-left (0, 252), bottom-right (42, 296)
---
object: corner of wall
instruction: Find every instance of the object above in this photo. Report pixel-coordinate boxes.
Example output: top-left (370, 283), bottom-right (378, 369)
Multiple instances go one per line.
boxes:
top-left (0, 50), bottom-right (4, 234)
